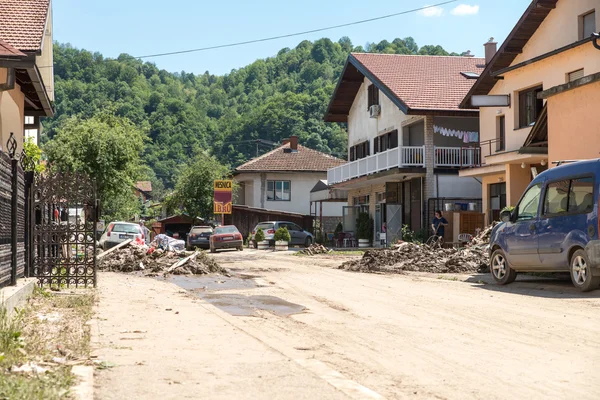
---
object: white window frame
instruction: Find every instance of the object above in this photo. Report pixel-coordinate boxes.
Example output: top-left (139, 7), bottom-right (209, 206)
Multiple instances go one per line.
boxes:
top-left (267, 180), bottom-right (291, 201)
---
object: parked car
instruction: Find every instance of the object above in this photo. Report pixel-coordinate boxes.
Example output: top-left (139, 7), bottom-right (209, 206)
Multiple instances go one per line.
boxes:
top-left (210, 225), bottom-right (243, 253)
top-left (490, 159), bottom-right (600, 291)
top-left (250, 221), bottom-right (313, 248)
top-left (187, 226), bottom-right (213, 250)
top-left (99, 222), bottom-right (145, 250)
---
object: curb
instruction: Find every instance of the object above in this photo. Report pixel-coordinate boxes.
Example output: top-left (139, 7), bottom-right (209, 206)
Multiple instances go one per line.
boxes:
top-left (0, 278), bottom-right (36, 314)
top-left (71, 365), bottom-right (94, 400)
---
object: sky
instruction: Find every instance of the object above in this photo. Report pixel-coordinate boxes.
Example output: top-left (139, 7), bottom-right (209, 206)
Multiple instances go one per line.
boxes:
top-left (53, 0), bottom-right (532, 75)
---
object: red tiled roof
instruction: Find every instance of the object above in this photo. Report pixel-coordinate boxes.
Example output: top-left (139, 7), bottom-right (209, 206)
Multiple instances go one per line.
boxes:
top-left (351, 53), bottom-right (486, 111)
top-left (235, 143), bottom-right (345, 172)
top-left (0, 0), bottom-right (50, 52)
top-left (135, 181), bottom-right (153, 193)
top-left (0, 38), bottom-right (25, 57)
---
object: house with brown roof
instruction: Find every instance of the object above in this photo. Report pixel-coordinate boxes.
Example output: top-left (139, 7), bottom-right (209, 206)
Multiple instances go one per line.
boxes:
top-left (460, 0), bottom-right (600, 224)
top-left (134, 181), bottom-right (153, 202)
top-left (325, 53), bottom-right (484, 242)
top-left (0, 0), bottom-right (54, 151)
top-left (234, 136), bottom-right (346, 218)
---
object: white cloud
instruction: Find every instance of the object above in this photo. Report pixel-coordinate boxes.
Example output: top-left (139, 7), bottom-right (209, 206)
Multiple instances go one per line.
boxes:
top-left (451, 4), bottom-right (480, 16)
top-left (418, 5), bottom-right (444, 17)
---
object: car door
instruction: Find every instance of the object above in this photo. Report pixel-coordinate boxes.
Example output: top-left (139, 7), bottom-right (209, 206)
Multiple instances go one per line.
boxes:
top-left (290, 223), bottom-right (305, 245)
top-left (504, 183), bottom-right (543, 268)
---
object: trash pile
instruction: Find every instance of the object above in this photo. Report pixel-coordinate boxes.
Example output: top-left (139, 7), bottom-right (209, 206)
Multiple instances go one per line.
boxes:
top-left (99, 241), bottom-right (227, 276)
top-left (470, 222), bottom-right (499, 246)
top-left (339, 226), bottom-right (494, 274)
top-left (298, 244), bottom-right (332, 256)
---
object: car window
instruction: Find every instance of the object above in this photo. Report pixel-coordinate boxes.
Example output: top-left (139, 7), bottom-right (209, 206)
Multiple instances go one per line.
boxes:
top-left (112, 223), bottom-right (140, 234)
top-left (569, 177), bottom-right (594, 213)
top-left (191, 227), bottom-right (212, 234)
top-left (544, 180), bottom-right (570, 215)
top-left (256, 223), bottom-right (273, 231)
top-left (290, 224), bottom-right (302, 232)
top-left (517, 184), bottom-right (542, 221)
top-left (215, 226), bottom-right (238, 235)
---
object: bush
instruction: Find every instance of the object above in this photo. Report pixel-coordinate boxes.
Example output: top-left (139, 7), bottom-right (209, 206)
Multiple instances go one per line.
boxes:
top-left (334, 222), bottom-right (343, 235)
top-left (401, 224), bottom-right (415, 242)
top-left (255, 228), bottom-right (265, 242)
top-left (356, 212), bottom-right (374, 241)
top-left (273, 227), bottom-right (291, 242)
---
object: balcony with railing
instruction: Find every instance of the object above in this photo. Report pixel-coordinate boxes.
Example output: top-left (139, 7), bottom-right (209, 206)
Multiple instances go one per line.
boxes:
top-left (328, 146), bottom-right (480, 185)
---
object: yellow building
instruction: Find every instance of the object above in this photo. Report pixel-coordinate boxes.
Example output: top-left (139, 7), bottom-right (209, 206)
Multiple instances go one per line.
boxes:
top-left (0, 0), bottom-right (54, 153)
top-left (460, 0), bottom-right (600, 223)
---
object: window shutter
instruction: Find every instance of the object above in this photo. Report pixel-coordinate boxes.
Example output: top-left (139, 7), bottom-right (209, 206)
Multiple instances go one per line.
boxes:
top-left (568, 69), bottom-right (584, 82)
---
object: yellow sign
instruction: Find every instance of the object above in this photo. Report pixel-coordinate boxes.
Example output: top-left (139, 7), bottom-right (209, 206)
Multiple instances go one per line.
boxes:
top-left (213, 202), bottom-right (232, 214)
top-left (214, 180), bottom-right (233, 191)
top-left (214, 180), bottom-right (233, 214)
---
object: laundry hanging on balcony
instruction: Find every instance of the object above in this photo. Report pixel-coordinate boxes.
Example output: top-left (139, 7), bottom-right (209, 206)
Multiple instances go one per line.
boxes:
top-left (433, 125), bottom-right (479, 143)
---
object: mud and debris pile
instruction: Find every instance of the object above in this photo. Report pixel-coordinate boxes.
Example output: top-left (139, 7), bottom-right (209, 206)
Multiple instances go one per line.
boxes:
top-left (340, 226), bottom-right (495, 274)
top-left (99, 243), bottom-right (227, 276)
top-left (298, 244), bottom-right (332, 256)
top-left (470, 222), bottom-right (499, 246)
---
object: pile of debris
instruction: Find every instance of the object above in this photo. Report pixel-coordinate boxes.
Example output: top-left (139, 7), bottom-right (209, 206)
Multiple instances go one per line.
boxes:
top-left (470, 222), bottom-right (499, 246)
top-left (298, 244), bottom-right (332, 256)
top-left (340, 227), bottom-right (493, 274)
top-left (99, 242), bottom-right (227, 276)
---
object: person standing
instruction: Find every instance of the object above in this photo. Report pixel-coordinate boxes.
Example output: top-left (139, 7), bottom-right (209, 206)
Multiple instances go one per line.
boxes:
top-left (139, 221), bottom-right (150, 245)
top-left (432, 210), bottom-right (448, 242)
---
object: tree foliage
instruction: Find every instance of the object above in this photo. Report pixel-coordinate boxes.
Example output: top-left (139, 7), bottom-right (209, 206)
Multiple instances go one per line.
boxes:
top-left (44, 111), bottom-right (146, 221)
top-left (46, 37), bottom-right (460, 190)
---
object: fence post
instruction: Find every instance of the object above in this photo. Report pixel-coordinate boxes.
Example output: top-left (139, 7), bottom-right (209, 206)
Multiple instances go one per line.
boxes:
top-left (23, 171), bottom-right (34, 278)
top-left (10, 159), bottom-right (17, 286)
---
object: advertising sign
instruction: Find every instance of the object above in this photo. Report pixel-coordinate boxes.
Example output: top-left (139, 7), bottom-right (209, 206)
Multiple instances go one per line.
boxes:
top-left (214, 180), bottom-right (233, 215)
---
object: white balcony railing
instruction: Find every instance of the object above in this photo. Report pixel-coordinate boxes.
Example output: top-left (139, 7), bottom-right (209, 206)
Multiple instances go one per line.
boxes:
top-left (328, 145), bottom-right (481, 185)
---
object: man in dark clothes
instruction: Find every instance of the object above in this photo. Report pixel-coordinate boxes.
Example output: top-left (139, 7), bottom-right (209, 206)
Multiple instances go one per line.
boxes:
top-left (432, 210), bottom-right (449, 242)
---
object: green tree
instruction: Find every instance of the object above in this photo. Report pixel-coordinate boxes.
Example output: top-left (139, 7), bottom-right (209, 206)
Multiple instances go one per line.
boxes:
top-left (166, 153), bottom-right (230, 220)
top-left (44, 111), bottom-right (146, 220)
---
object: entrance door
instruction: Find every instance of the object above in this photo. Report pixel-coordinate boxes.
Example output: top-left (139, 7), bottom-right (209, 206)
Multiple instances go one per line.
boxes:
top-left (504, 184), bottom-right (542, 267)
top-left (489, 183), bottom-right (506, 223)
top-left (386, 204), bottom-right (402, 245)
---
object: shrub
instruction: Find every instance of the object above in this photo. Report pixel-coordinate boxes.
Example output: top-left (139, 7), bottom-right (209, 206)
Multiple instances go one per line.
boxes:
top-left (401, 224), bottom-right (415, 242)
top-left (334, 222), bottom-right (343, 235)
top-left (356, 212), bottom-right (374, 241)
top-left (273, 227), bottom-right (291, 242)
top-left (255, 228), bottom-right (265, 242)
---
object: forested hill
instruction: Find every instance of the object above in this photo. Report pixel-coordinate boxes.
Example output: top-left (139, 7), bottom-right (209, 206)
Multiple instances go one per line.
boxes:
top-left (46, 37), bottom-right (463, 188)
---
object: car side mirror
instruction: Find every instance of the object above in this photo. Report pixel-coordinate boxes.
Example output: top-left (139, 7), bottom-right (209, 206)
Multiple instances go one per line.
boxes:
top-left (500, 210), bottom-right (512, 223)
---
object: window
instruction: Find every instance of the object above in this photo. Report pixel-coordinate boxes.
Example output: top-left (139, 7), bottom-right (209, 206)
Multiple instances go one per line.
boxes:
top-left (267, 180), bottom-right (291, 201)
top-left (570, 177), bottom-right (594, 213)
top-left (544, 180), bottom-right (571, 214)
top-left (349, 147), bottom-right (356, 162)
top-left (516, 184), bottom-right (542, 221)
top-left (518, 85), bottom-right (544, 128)
top-left (567, 69), bottom-right (584, 82)
top-left (350, 141), bottom-right (370, 160)
top-left (496, 116), bottom-right (505, 151)
top-left (580, 10), bottom-right (596, 40)
top-left (374, 130), bottom-right (398, 154)
top-left (367, 84), bottom-right (379, 109)
top-left (353, 195), bottom-right (370, 206)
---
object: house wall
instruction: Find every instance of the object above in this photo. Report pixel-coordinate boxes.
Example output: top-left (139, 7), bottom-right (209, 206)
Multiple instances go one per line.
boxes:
top-left (0, 68), bottom-right (25, 153)
top-left (234, 171), bottom-right (329, 215)
top-left (435, 175), bottom-right (482, 198)
top-left (37, 2), bottom-right (54, 102)
top-left (547, 80), bottom-right (600, 165)
top-left (347, 77), bottom-right (410, 152)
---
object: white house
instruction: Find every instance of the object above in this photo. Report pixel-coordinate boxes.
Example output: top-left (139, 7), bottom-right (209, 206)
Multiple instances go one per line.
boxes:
top-left (234, 136), bottom-right (347, 231)
top-left (325, 53), bottom-right (486, 242)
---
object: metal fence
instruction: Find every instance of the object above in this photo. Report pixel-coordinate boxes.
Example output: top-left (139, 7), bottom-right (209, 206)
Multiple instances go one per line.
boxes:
top-left (426, 197), bottom-right (483, 230)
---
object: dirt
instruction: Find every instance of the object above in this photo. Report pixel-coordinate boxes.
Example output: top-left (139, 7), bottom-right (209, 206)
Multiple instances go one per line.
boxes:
top-left (99, 243), bottom-right (227, 276)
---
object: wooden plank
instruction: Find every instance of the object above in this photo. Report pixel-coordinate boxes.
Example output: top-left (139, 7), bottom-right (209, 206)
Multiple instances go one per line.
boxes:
top-left (97, 239), bottom-right (132, 260)
top-left (166, 252), bottom-right (198, 273)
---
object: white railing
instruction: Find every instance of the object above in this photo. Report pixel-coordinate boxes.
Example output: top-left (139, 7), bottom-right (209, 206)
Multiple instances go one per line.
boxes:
top-left (327, 146), bottom-right (425, 185)
top-left (435, 146), bottom-right (481, 167)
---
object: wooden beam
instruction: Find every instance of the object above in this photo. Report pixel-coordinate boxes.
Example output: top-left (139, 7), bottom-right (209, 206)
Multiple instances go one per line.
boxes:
top-left (97, 239), bottom-right (133, 259)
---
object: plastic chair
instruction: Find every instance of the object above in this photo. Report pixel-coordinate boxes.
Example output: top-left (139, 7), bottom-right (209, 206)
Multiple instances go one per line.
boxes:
top-left (458, 233), bottom-right (473, 244)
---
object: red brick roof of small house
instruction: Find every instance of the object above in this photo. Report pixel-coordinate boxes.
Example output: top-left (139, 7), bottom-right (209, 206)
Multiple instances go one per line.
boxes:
top-left (325, 53), bottom-right (485, 121)
top-left (0, 0), bottom-right (50, 52)
top-left (235, 140), bottom-right (345, 173)
top-left (135, 181), bottom-right (153, 193)
top-left (0, 39), bottom-right (25, 57)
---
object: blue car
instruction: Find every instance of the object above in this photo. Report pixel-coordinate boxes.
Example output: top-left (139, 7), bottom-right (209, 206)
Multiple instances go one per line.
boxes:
top-left (490, 159), bottom-right (600, 292)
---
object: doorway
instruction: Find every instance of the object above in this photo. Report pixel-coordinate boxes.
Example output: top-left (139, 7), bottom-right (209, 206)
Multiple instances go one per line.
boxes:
top-left (489, 182), bottom-right (506, 222)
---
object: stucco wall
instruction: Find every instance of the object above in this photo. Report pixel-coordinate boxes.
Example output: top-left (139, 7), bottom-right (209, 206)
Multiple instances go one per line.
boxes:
top-left (36, 3), bottom-right (54, 102)
top-left (0, 68), bottom-right (25, 154)
top-left (547, 80), bottom-right (600, 165)
top-left (505, 163), bottom-right (532, 207)
top-left (347, 77), bottom-right (409, 153)
top-left (435, 175), bottom-right (482, 199)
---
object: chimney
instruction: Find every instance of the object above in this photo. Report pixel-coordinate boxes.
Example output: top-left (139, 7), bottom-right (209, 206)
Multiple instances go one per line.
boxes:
top-left (484, 37), bottom-right (497, 65)
top-left (463, 50), bottom-right (474, 57)
top-left (289, 135), bottom-right (298, 150)
top-left (282, 138), bottom-right (290, 146)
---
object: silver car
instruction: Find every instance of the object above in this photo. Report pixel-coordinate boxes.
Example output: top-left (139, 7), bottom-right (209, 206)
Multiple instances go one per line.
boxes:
top-left (251, 221), bottom-right (314, 247)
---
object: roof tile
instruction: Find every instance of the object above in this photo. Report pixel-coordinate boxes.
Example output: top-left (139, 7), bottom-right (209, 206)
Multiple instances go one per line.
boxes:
top-left (0, 0), bottom-right (50, 52)
top-left (236, 143), bottom-right (345, 172)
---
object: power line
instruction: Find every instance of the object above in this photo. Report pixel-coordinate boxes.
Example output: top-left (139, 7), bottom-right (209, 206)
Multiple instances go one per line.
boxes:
top-left (136, 1), bottom-right (458, 59)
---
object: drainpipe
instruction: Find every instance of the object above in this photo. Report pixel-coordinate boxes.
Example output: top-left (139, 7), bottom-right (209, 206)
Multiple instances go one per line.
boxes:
top-left (593, 33), bottom-right (600, 50)
top-left (0, 68), bottom-right (16, 91)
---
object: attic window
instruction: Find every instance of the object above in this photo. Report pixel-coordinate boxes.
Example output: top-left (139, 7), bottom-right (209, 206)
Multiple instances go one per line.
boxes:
top-left (283, 148), bottom-right (298, 153)
top-left (461, 72), bottom-right (480, 79)
top-left (367, 84), bottom-right (379, 109)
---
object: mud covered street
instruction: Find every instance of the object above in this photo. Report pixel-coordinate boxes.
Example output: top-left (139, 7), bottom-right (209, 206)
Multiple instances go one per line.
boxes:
top-left (95, 249), bottom-right (600, 399)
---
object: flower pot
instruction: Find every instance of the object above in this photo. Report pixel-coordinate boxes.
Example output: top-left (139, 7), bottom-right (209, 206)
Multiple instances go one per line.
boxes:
top-left (257, 240), bottom-right (270, 250)
top-left (358, 239), bottom-right (370, 248)
top-left (275, 240), bottom-right (288, 251)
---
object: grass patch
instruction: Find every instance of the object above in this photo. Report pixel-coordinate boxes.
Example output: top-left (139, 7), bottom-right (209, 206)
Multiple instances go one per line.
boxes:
top-left (330, 250), bottom-right (365, 256)
top-left (0, 288), bottom-right (96, 399)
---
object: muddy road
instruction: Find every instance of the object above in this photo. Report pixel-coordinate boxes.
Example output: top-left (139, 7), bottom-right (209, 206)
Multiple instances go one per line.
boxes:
top-left (95, 249), bottom-right (600, 399)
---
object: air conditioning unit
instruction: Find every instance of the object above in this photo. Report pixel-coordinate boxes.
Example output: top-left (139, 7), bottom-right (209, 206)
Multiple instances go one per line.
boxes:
top-left (369, 105), bottom-right (381, 118)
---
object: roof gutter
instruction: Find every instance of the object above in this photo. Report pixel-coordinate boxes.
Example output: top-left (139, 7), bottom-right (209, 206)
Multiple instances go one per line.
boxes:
top-left (25, 64), bottom-right (54, 117)
top-left (593, 32), bottom-right (600, 50)
top-left (0, 68), bottom-right (16, 91)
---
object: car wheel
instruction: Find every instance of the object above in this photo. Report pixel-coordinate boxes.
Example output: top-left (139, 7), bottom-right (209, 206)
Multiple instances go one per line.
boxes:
top-left (252, 241), bottom-right (257, 249)
top-left (490, 249), bottom-right (517, 285)
top-left (570, 249), bottom-right (600, 292)
top-left (210, 246), bottom-right (216, 254)
top-left (304, 237), bottom-right (313, 248)
top-left (238, 246), bottom-right (243, 251)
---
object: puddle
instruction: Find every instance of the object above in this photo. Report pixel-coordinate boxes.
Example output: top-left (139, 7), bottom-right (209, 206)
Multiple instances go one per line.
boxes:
top-left (160, 274), bottom-right (258, 292)
top-left (201, 294), bottom-right (305, 317)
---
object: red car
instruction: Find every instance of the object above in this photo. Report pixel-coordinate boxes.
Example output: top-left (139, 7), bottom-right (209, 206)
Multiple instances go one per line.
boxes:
top-left (210, 225), bottom-right (244, 253)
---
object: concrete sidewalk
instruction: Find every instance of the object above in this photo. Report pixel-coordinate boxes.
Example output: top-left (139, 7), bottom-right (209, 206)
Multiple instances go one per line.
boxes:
top-left (93, 272), bottom-right (347, 400)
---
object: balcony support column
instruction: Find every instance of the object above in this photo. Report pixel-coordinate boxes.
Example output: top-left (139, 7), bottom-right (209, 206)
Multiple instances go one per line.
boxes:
top-left (424, 116), bottom-right (435, 201)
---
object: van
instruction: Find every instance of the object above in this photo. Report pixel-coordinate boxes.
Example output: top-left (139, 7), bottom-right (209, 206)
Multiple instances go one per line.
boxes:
top-left (489, 159), bottom-right (600, 292)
